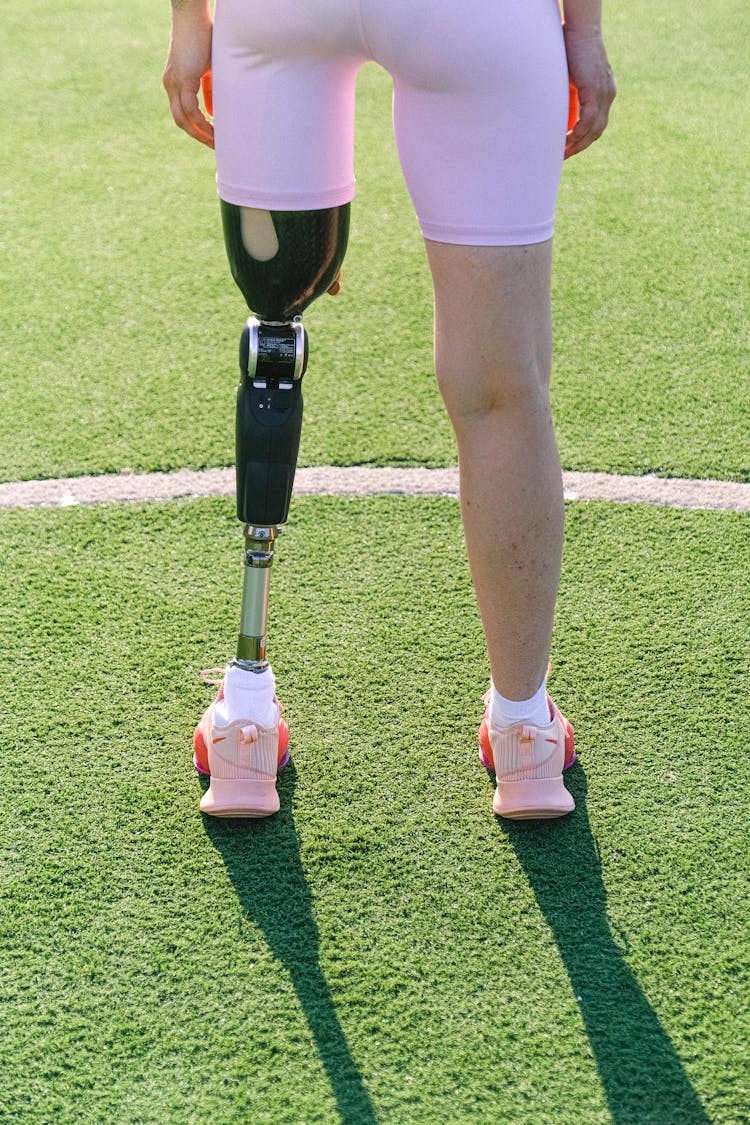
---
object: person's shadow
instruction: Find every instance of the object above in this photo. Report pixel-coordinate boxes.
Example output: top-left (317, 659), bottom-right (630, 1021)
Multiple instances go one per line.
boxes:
top-left (203, 758), bottom-right (710, 1124)
top-left (202, 762), bottom-right (379, 1125)
top-left (499, 766), bottom-right (711, 1124)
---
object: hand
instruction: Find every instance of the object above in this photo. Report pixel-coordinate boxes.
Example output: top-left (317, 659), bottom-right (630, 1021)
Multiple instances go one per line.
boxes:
top-left (563, 25), bottom-right (616, 159)
top-left (162, 4), bottom-right (214, 149)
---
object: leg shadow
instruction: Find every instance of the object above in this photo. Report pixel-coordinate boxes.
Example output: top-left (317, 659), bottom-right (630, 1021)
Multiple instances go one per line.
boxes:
top-left (202, 762), bottom-right (379, 1125)
top-left (500, 767), bottom-right (710, 1124)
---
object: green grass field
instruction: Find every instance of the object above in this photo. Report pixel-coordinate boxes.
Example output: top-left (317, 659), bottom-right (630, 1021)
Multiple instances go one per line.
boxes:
top-left (2, 499), bottom-right (749, 1123)
top-left (2, 0), bottom-right (749, 1122)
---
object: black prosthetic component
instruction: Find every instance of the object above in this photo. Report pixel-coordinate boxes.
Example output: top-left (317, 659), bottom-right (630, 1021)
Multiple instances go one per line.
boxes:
top-left (235, 321), bottom-right (308, 526)
top-left (249, 323), bottom-right (309, 385)
top-left (221, 203), bottom-right (350, 321)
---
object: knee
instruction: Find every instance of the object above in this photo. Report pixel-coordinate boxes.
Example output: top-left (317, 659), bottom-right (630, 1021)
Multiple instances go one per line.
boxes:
top-left (436, 352), bottom-right (551, 430)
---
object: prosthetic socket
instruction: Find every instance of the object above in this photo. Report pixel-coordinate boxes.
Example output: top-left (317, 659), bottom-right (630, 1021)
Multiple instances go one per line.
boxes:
top-left (222, 202), bottom-right (349, 670)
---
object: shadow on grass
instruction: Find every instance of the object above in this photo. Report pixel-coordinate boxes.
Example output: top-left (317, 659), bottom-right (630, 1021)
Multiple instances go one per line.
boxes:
top-left (202, 762), bottom-right (378, 1125)
top-left (500, 767), bottom-right (710, 1125)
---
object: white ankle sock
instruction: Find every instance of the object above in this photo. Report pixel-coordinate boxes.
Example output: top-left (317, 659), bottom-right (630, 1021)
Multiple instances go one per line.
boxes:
top-left (216, 663), bottom-right (277, 728)
top-left (489, 679), bottom-right (551, 729)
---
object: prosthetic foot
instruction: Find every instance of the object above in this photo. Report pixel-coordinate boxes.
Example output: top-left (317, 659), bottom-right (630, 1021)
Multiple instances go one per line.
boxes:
top-left (194, 668), bottom-right (290, 817)
top-left (198, 203), bottom-right (349, 816)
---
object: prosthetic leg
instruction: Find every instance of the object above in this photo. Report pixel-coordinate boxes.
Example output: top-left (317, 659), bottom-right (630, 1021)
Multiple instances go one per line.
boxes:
top-left (195, 202), bottom-right (349, 816)
top-left (225, 202), bottom-right (350, 668)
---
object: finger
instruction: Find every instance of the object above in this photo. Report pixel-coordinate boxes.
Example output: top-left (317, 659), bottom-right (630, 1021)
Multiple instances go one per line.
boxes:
top-left (180, 88), bottom-right (215, 147)
top-left (169, 98), bottom-right (213, 147)
top-left (564, 95), bottom-right (608, 159)
top-left (170, 88), bottom-right (214, 148)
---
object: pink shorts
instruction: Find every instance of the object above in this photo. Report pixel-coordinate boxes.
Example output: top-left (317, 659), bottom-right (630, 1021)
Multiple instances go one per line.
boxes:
top-left (212, 0), bottom-right (569, 246)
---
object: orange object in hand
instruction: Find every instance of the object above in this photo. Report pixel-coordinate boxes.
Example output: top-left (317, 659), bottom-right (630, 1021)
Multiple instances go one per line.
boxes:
top-left (567, 80), bottom-right (579, 134)
top-left (201, 70), bottom-right (213, 118)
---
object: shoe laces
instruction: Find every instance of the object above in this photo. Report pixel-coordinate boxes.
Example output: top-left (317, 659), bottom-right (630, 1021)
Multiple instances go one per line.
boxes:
top-left (200, 667), bottom-right (225, 686)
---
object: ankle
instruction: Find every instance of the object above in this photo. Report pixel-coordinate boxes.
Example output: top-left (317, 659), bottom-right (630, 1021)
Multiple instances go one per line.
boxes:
top-left (489, 679), bottom-right (551, 729)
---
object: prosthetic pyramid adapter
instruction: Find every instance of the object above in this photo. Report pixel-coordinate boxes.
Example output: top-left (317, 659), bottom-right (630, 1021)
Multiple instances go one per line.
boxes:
top-left (197, 203), bottom-right (350, 816)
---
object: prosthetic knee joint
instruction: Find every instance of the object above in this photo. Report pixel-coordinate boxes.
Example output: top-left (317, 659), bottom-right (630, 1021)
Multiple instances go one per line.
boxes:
top-left (221, 202), bottom-right (350, 671)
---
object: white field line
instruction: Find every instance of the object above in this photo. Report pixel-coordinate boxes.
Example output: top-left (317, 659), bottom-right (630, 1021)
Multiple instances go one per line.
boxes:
top-left (0, 466), bottom-right (748, 513)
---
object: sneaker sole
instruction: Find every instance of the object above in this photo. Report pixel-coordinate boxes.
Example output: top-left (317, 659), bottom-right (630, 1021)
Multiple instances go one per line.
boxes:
top-left (492, 776), bottom-right (575, 819)
top-left (199, 777), bottom-right (281, 818)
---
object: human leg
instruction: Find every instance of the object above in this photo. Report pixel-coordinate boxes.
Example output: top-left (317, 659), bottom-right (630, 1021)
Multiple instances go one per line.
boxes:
top-left (386, 0), bottom-right (569, 697)
top-left (380, 0), bottom-right (574, 815)
top-left (425, 239), bottom-right (563, 701)
top-left (425, 238), bottom-right (574, 818)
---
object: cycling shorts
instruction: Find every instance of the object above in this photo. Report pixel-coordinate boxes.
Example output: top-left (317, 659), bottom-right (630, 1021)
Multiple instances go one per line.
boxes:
top-left (212, 0), bottom-right (569, 245)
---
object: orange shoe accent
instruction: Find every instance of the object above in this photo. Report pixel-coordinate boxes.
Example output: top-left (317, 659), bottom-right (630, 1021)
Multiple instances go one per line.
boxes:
top-left (193, 722), bottom-right (209, 775)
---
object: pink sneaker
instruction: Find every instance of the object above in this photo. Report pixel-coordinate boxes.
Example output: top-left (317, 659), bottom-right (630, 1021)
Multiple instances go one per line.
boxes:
top-left (478, 696), bottom-right (576, 820)
top-left (193, 671), bottom-right (290, 818)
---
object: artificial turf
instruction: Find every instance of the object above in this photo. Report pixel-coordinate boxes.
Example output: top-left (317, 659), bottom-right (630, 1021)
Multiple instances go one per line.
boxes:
top-left (1, 495), bottom-right (748, 1123)
top-left (2, 0), bottom-right (749, 483)
top-left (3, 0), bottom-right (749, 1120)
